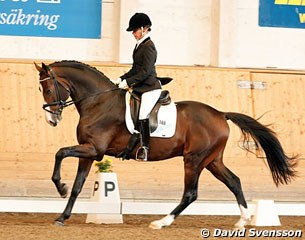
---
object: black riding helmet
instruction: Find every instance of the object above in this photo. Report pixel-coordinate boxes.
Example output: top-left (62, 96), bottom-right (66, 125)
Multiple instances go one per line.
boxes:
top-left (126, 13), bottom-right (152, 32)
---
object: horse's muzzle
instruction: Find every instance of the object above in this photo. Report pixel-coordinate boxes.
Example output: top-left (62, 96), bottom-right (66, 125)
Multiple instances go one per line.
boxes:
top-left (44, 105), bottom-right (62, 127)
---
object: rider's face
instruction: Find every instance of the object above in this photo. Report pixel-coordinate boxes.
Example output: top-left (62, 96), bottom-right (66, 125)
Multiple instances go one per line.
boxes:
top-left (132, 27), bottom-right (148, 41)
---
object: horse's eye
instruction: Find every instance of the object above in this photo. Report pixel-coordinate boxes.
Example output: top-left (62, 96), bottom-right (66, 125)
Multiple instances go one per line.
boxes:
top-left (46, 89), bottom-right (52, 95)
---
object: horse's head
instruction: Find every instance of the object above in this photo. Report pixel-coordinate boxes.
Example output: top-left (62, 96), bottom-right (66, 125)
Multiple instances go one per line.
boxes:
top-left (35, 62), bottom-right (71, 127)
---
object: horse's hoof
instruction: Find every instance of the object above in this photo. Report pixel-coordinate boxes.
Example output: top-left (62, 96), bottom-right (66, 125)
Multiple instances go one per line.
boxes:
top-left (149, 221), bottom-right (163, 230)
top-left (234, 217), bottom-right (251, 230)
top-left (59, 183), bottom-right (68, 198)
top-left (149, 215), bottom-right (174, 229)
top-left (54, 221), bottom-right (64, 227)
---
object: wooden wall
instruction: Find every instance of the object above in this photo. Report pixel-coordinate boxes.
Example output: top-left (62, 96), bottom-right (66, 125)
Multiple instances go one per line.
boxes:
top-left (0, 61), bottom-right (304, 202)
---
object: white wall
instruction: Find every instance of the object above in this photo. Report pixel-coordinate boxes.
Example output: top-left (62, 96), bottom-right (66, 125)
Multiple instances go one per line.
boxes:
top-left (0, 0), bottom-right (213, 66)
top-left (1, 0), bottom-right (305, 70)
top-left (218, 0), bottom-right (305, 70)
top-left (118, 0), bottom-right (212, 66)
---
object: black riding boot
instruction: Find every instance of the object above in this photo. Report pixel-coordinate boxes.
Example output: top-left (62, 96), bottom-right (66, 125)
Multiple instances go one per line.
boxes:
top-left (136, 119), bottom-right (150, 161)
top-left (116, 132), bottom-right (140, 160)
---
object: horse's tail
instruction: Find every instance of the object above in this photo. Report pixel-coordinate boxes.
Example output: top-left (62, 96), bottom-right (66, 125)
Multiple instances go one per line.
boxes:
top-left (225, 112), bottom-right (297, 186)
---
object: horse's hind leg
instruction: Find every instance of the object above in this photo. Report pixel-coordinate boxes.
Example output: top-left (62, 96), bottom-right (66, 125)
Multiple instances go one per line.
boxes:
top-left (149, 158), bottom-right (200, 229)
top-left (206, 156), bottom-right (251, 229)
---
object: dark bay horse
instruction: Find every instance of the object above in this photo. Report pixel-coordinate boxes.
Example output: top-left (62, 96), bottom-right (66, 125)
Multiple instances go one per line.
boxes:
top-left (34, 61), bottom-right (297, 229)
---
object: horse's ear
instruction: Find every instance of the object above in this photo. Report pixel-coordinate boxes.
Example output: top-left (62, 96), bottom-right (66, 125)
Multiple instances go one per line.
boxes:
top-left (41, 62), bottom-right (48, 73)
top-left (34, 62), bottom-right (42, 72)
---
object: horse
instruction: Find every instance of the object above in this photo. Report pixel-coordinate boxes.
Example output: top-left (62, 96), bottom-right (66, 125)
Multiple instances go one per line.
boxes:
top-left (34, 60), bottom-right (297, 229)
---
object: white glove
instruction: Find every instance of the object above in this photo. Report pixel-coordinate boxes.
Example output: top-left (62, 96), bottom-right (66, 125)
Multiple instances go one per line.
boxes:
top-left (111, 77), bottom-right (121, 85)
top-left (118, 79), bottom-right (128, 89)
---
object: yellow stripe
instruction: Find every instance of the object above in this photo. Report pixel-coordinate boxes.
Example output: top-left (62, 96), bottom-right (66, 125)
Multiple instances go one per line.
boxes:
top-left (274, 0), bottom-right (305, 5)
top-left (299, 13), bottom-right (305, 22)
top-left (288, 0), bottom-right (302, 5)
top-left (274, 0), bottom-right (288, 4)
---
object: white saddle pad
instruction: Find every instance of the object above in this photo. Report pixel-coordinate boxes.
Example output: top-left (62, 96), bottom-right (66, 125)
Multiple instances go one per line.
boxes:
top-left (125, 92), bottom-right (177, 138)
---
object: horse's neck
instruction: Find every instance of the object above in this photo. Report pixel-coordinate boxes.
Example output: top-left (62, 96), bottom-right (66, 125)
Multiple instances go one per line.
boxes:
top-left (75, 89), bottom-right (125, 122)
top-left (68, 74), bottom-right (114, 102)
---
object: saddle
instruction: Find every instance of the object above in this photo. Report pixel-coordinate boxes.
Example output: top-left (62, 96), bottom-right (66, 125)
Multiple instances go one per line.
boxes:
top-left (130, 90), bottom-right (171, 132)
top-left (118, 87), bottom-right (176, 159)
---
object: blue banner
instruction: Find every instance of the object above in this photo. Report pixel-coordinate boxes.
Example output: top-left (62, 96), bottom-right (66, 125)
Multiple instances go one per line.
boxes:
top-left (0, 0), bottom-right (102, 38)
top-left (259, 0), bottom-right (305, 29)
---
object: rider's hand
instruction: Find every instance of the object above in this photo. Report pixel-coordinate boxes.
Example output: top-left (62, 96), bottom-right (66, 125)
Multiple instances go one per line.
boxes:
top-left (118, 79), bottom-right (128, 89)
top-left (111, 77), bottom-right (121, 85)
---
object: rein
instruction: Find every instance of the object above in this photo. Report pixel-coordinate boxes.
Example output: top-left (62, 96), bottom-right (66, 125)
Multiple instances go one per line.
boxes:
top-left (40, 66), bottom-right (119, 115)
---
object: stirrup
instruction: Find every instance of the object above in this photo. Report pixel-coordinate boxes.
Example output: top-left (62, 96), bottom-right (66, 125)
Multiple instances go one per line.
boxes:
top-left (136, 146), bottom-right (149, 161)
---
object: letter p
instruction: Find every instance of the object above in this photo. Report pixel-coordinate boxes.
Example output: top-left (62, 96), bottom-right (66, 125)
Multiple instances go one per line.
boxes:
top-left (104, 181), bottom-right (115, 197)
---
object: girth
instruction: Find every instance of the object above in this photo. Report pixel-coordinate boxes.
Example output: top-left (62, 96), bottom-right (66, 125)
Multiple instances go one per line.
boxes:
top-left (130, 90), bottom-right (171, 133)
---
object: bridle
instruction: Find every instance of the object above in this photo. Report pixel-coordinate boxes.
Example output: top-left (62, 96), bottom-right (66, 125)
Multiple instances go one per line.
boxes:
top-left (39, 65), bottom-right (119, 115)
top-left (40, 65), bottom-right (72, 116)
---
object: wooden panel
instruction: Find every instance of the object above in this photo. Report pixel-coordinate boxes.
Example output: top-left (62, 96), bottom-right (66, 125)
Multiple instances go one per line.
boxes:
top-left (251, 72), bottom-right (305, 157)
top-left (156, 67), bottom-right (254, 159)
top-left (0, 63), bottom-right (79, 153)
top-left (1, 153), bottom-right (303, 201)
top-left (103, 156), bottom-right (305, 202)
top-left (0, 152), bottom-right (94, 198)
top-left (0, 62), bottom-right (303, 202)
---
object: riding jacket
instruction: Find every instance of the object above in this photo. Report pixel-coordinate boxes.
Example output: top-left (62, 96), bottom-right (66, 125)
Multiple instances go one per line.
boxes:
top-left (120, 37), bottom-right (161, 93)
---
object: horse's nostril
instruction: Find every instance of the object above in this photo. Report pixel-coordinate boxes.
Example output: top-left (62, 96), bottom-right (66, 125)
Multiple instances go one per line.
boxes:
top-left (49, 121), bottom-right (57, 127)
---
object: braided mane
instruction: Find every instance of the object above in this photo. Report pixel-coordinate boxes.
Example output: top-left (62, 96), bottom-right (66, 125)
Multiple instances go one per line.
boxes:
top-left (50, 60), bottom-right (108, 78)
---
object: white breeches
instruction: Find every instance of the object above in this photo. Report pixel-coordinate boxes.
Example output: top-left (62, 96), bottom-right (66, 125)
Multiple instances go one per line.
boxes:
top-left (139, 89), bottom-right (162, 120)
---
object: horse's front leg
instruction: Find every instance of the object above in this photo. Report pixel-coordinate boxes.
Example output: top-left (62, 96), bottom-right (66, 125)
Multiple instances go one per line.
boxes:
top-left (55, 157), bottom-right (94, 226)
top-left (51, 144), bottom-right (97, 198)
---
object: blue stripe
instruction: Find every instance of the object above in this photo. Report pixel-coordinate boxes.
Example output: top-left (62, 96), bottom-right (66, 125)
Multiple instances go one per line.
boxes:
top-left (0, 0), bottom-right (101, 38)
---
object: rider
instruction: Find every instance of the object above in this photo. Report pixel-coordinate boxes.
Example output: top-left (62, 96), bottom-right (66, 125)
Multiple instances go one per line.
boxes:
top-left (114, 13), bottom-right (162, 161)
